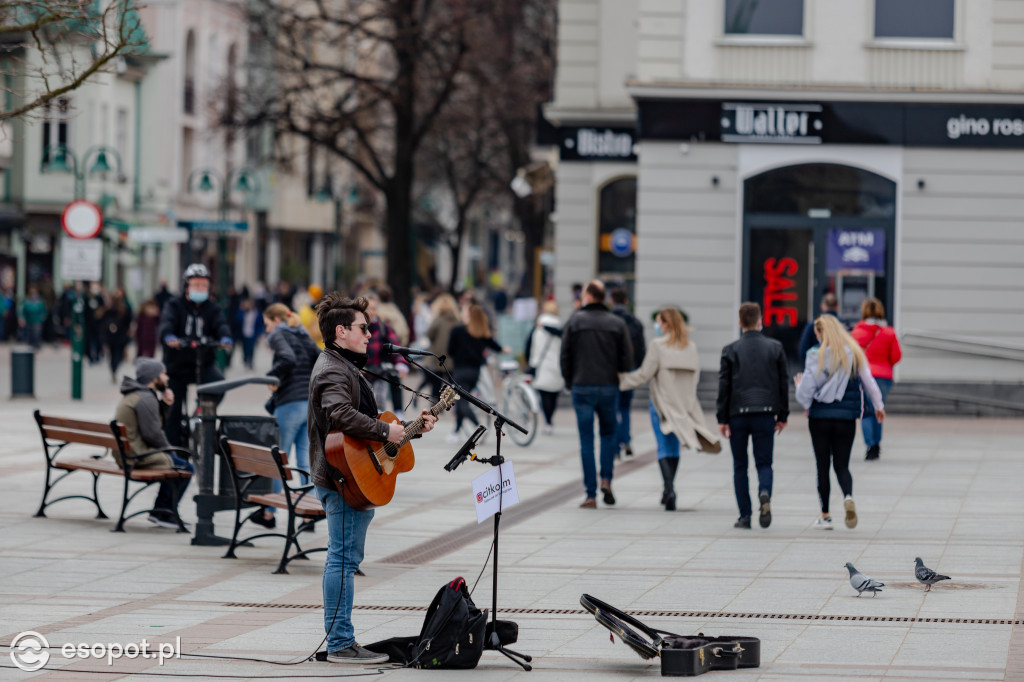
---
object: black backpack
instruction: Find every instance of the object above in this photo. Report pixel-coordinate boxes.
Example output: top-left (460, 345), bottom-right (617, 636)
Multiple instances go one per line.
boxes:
top-left (365, 577), bottom-right (488, 669)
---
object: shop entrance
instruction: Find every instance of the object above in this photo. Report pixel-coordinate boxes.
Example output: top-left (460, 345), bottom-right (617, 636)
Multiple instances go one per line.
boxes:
top-left (742, 163), bottom-right (896, 368)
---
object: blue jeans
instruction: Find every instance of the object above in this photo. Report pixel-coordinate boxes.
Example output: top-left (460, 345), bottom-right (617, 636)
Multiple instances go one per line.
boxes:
top-left (617, 390), bottom-right (634, 447)
top-left (315, 485), bottom-right (374, 652)
top-left (728, 414), bottom-right (776, 518)
top-left (572, 385), bottom-right (619, 499)
top-left (649, 402), bottom-right (680, 460)
top-left (269, 400), bottom-right (309, 511)
top-left (153, 454), bottom-right (194, 515)
top-left (861, 378), bottom-right (892, 448)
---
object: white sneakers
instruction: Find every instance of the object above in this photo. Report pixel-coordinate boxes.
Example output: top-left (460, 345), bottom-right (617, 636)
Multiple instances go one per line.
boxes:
top-left (844, 496), bottom-right (858, 528)
top-left (813, 497), bottom-right (857, 530)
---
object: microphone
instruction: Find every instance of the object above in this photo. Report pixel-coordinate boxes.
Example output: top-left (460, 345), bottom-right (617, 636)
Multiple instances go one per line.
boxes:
top-left (444, 425), bottom-right (487, 472)
top-left (382, 343), bottom-right (437, 358)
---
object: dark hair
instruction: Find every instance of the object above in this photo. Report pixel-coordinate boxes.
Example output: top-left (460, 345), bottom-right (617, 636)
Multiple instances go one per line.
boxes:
top-left (821, 292), bottom-right (839, 310)
top-left (610, 287), bottom-right (627, 305)
top-left (738, 302), bottom-right (761, 330)
top-left (316, 293), bottom-right (369, 346)
top-left (377, 285), bottom-right (393, 304)
top-left (584, 280), bottom-right (605, 302)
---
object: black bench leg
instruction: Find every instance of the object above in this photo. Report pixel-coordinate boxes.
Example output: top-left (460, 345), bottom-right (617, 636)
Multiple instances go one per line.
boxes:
top-left (92, 472), bottom-right (109, 519)
top-left (273, 512), bottom-right (297, 574)
top-left (112, 475), bottom-right (131, 532)
top-left (34, 465), bottom-right (53, 518)
top-left (223, 503), bottom-right (244, 559)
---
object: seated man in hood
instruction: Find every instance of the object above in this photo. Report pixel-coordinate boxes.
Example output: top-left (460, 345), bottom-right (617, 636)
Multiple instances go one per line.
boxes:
top-left (114, 358), bottom-right (194, 529)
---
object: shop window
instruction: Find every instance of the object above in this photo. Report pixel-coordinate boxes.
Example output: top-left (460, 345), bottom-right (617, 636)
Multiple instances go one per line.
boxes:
top-left (744, 163), bottom-right (895, 218)
top-left (725, 0), bottom-right (803, 36)
top-left (41, 98), bottom-right (70, 160)
top-left (874, 0), bottom-right (954, 39)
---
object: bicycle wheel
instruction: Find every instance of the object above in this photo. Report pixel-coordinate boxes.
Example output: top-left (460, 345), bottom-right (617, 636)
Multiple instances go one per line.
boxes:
top-left (504, 385), bottom-right (538, 447)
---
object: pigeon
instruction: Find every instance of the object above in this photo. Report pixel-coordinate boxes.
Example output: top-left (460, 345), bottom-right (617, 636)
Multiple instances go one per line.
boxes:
top-left (915, 557), bottom-right (951, 592)
top-left (845, 562), bottom-right (884, 597)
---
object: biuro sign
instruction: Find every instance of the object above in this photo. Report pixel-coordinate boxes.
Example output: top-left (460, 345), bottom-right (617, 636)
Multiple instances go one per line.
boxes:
top-left (763, 257), bottom-right (798, 326)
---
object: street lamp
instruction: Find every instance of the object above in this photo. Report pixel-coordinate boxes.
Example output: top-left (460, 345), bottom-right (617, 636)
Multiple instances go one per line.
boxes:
top-left (41, 143), bottom-right (124, 401)
top-left (185, 166), bottom-right (260, 305)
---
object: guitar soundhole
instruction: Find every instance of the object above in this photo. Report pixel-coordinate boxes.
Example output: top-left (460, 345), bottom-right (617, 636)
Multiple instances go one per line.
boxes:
top-left (383, 443), bottom-right (398, 458)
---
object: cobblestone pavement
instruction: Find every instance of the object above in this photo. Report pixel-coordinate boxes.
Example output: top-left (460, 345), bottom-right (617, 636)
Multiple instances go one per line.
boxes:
top-left (1, 344), bottom-right (1023, 680)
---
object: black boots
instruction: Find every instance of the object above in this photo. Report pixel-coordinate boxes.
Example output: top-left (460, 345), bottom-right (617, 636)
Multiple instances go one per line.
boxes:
top-left (658, 457), bottom-right (679, 511)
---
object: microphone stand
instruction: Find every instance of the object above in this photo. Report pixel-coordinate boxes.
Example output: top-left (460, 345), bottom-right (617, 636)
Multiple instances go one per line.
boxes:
top-left (402, 353), bottom-right (532, 671)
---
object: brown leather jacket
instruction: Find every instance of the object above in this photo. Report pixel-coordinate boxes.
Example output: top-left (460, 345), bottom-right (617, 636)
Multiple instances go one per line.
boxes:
top-left (307, 347), bottom-right (390, 490)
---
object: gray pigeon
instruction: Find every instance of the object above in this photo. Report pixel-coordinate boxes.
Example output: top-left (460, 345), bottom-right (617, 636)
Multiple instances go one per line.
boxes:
top-left (915, 557), bottom-right (951, 592)
top-left (845, 562), bottom-right (884, 597)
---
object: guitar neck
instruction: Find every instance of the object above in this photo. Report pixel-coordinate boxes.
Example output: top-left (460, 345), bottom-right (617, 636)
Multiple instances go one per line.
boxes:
top-left (398, 400), bottom-right (446, 446)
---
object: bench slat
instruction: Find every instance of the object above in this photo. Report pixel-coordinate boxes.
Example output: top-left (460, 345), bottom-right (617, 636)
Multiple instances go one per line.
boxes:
top-left (43, 427), bottom-right (120, 451)
top-left (38, 415), bottom-right (114, 434)
top-left (246, 492), bottom-right (325, 515)
top-left (57, 459), bottom-right (192, 480)
top-left (225, 440), bottom-right (289, 480)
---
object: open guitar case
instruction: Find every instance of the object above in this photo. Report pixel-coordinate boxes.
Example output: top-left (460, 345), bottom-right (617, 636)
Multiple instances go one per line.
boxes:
top-left (580, 595), bottom-right (760, 677)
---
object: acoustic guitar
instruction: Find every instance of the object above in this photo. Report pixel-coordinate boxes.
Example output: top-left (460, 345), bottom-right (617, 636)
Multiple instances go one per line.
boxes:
top-left (325, 387), bottom-right (458, 510)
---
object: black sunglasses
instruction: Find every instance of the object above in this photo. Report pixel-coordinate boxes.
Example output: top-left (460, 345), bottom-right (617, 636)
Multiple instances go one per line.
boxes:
top-left (345, 323), bottom-right (370, 334)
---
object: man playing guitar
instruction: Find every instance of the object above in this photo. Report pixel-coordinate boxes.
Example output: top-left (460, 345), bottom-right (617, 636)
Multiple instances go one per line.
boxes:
top-left (308, 293), bottom-right (437, 664)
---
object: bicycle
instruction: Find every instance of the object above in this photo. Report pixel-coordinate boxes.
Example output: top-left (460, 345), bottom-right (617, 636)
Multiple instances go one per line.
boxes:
top-left (495, 360), bottom-right (540, 447)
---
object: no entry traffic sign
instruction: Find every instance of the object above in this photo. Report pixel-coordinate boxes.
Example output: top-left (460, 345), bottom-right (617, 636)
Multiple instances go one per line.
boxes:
top-left (61, 200), bottom-right (103, 239)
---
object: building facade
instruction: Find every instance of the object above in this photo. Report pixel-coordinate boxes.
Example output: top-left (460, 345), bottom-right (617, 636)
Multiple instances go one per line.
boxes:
top-left (547, 0), bottom-right (1024, 398)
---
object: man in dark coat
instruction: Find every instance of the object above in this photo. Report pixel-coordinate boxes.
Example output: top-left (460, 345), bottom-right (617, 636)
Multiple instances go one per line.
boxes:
top-left (717, 302), bottom-right (789, 531)
top-left (560, 280), bottom-right (634, 509)
top-left (610, 287), bottom-right (645, 457)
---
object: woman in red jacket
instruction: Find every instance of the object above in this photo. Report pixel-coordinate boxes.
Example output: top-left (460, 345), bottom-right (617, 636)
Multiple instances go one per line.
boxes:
top-left (851, 298), bottom-right (902, 460)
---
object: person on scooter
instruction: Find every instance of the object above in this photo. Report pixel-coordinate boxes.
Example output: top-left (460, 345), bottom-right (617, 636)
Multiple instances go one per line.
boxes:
top-left (158, 263), bottom-right (233, 446)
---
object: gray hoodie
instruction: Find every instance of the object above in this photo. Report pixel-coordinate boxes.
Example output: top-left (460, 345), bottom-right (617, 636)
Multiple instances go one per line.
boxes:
top-left (113, 377), bottom-right (173, 468)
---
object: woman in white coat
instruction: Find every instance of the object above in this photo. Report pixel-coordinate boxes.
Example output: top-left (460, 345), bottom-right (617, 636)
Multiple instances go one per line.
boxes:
top-left (527, 301), bottom-right (564, 435)
top-left (620, 308), bottom-right (720, 510)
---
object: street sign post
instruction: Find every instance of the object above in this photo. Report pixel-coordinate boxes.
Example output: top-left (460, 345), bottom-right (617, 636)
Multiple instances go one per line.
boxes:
top-left (62, 200), bottom-right (103, 401)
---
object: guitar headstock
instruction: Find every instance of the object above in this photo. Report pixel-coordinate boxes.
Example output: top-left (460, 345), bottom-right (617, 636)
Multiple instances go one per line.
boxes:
top-left (439, 386), bottom-right (459, 412)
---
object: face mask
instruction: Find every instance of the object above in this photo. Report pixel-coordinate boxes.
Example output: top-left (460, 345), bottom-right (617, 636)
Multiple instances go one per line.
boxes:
top-left (653, 322), bottom-right (664, 337)
top-left (189, 290), bottom-right (209, 304)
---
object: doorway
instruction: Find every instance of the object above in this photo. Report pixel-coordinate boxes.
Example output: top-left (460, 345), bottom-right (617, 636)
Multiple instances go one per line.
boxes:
top-left (742, 163), bottom-right (896, 367)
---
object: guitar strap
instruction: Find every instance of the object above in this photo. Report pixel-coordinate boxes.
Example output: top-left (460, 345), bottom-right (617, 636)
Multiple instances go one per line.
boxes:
top-left (360, 365), bottom-right (434, 402)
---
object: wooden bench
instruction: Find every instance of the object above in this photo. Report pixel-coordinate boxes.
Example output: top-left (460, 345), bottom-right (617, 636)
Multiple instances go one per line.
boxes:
top-left (34, 410), bottom-right (194, 533)
top-left (220, 438), bottom-right (326, 574)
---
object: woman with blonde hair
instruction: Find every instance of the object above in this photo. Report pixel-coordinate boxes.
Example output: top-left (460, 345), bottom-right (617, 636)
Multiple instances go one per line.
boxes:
top-left (620, 307), bottom-right (720, 511)
top-left (795, 314), bottom-right (885, 531)
top-left (250, 302), bottom-right (321, 528)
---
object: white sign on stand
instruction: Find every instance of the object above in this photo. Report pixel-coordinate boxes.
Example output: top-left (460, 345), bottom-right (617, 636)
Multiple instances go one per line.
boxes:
top-left (472, 461), bottom-right (520, 524)
top-left (60, 236), bottom-right (103, 281)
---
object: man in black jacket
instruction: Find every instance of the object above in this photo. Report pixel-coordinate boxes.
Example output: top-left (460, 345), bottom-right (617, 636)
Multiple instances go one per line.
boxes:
top-left (610, 287), bottom-right (645, 458)
top-left (561, 280), bottom-right (633, 508)
top-left (158, 263), bottom-right (233, 446)
top-left (308, 293), bottom-right (436, 664)
top-left (717, 302), bottom-right (789, 530)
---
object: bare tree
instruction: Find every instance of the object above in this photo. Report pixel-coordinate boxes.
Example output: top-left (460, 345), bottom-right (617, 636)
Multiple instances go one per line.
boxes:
top-left (236, 0), bottom-right (481, 314)
top-left (0, 0), bottom-right (148, 122)
top-left (414, 0), bottom-right (556, 294)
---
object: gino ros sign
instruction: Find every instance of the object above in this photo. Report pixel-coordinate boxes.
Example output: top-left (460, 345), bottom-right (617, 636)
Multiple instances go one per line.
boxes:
top-left (946, 114), bottom-right (1024, 139)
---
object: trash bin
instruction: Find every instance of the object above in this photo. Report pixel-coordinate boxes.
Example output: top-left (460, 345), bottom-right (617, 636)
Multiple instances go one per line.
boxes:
top-left (218, 415), bottom-right (280, 499)
top-left (11, 347), bottom-right (34, 399)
